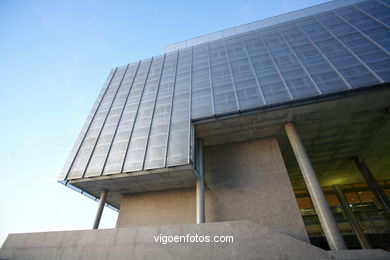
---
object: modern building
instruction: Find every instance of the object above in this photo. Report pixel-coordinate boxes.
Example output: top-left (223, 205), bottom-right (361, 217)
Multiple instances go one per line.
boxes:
top-left (1, 0), bottom-right (390, 259)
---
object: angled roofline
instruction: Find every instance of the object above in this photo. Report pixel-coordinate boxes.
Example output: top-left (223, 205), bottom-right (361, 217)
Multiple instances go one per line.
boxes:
top-left (164, 0), bottom-right (366, 53)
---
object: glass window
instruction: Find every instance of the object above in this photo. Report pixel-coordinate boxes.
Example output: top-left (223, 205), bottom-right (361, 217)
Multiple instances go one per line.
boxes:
top-left (123, 57), bottom-right (164, 172)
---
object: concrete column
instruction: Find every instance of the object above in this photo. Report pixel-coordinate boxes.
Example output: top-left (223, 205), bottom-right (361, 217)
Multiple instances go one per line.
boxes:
top-left (93, 190), bottom-right (108, 229)
top-left (352, 156), bottom-right (390, 216)
top-left (284, 122), bottom-right (347, 250)
top-left (196, 138), bottom-right (205, 224)
top-left (333, 184), bottom-right (372, 249)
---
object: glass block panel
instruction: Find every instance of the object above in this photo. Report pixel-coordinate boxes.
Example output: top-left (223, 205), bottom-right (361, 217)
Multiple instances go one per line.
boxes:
top-left (356, 1), bottom-right (390, 26)
top-left (166, 50), bottom-right (191, 166)
top-left (250, 54), bottom-right (291, 103)
top-left (123, 56), bottom-right (164, 172)
top-left (63, 0), bottom-right (390, 183)
top-left (58, 68), bottom-right (116, 180)
top-left (298, 18), bottom-right (380, 88)
top-left (144, 53), bottom-right (178, 169)
top-left (281, 25), bottom-right (348, 93)
top-left (336, 6), bottom-right (390, 51)
top-left (210, 62), bottom-right (237, 114)
top-left (85, 64), bottom-right (139, 177)
top-left (103, 60), bottom-right (152, 175)
top-left (230, 58), bottom-right (264, 108)
top-left (262, 30), bottom-right (318, 98)
top-left (317, 12), bottom-right (389, 81)
top-left (191, 46), bottom-right (214, 118)
top-left (68, 66), bottom-right (127, 179)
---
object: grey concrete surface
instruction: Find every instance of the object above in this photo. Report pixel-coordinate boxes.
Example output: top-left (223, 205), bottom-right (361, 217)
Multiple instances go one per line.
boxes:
top-left (117, 137), bottom-right (308, 242)
top-left (1, 221), bottom-right (389, 260)
top-left (116, 188), bottom-right (200, 227)
top-left (205, 137), bottom-right (309, 242)
top-left (69, 164), bottom-right (196, 209)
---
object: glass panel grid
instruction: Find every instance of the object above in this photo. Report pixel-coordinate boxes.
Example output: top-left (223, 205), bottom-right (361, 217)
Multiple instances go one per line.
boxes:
top-left (62, 0), bottom-right (390, 180)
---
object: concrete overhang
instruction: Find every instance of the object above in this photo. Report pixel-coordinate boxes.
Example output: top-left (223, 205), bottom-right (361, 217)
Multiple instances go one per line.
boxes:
top-left (66, 165), bottom-right (196, 209)
top-left (61, 84), bottom-right (390, 210)
top-left (195, 84), bottom-right (390, 189)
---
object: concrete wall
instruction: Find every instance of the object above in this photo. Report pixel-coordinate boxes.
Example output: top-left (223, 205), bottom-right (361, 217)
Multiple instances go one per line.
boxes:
top-left (117, 137), bottom-right (308, 242)
top-left (2, 221), bottom-right (389, 260)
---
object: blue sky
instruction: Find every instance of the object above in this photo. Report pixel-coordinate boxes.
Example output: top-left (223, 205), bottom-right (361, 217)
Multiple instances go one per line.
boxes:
top-left (0, 0), bottom-right (329, 245)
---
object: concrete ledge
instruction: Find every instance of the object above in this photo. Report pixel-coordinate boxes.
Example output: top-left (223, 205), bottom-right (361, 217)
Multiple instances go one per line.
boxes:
top-left (1, 221), bottom-right (389, 260)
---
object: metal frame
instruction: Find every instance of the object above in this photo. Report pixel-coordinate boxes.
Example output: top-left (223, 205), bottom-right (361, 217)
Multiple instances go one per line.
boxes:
top-left (277, 28), bottom-right (322, 95)
top-left (333, 184), bottom-right (372, 249)
top-left (62, 68), bottom-right (118, 181)
top-left (222, 40), bottom-right (241, 111)
top-left (121, 58), bottom-right (154, 173)
top-left (163, 0), bottom-right (368, 53)
top-left (206, 45), bottom-right (216, 115)
top-left (192, 82), bottom-right (388, 124)
top-left (238, 35), bottom-right (267, 105)
top-left (294, 22), bottom-right (353, 89)
top-left (376, 0), bottom-right (390, 8)
top-left (62, 0), bottom-right (390, 182)
top-left (101, 61), bottom-right (141, 175)
top-left (354, 2), bottom-right (390, 29)
top-left (258, 34), bottom-right (294, 100)
top-left (333, 10), bottom-right (390, 56)
top-left (352, 155), bottom-right (390, 215)
top-left (188, 47), bottom-right (194, 165)
top-left (141, 54), bottom-right (167, 170)
top-left (163, 51), bottom-right (180, 167)
top-left (82, 64), bottom-right (130, 178)
top-left (313, 16), bottom-right (384, 83)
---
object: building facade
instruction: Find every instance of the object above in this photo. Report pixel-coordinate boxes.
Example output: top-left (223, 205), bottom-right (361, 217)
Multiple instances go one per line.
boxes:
top-left (2, 0), bottom-right (390, 259)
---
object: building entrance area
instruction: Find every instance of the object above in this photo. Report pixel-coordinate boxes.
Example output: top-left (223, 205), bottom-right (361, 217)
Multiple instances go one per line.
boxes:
top-left (295, 180), bottom-right (390, 250)
top-left (196, 86), bottom-right (390, 251)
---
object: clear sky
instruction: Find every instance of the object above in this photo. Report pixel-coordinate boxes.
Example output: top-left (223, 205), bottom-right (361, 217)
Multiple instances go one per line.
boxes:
top-left (0, 0), bottom-right (329, 246)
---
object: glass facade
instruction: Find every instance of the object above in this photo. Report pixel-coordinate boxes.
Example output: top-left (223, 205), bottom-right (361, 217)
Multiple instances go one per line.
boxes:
top-left (296, 180), bottom-right (390, 250)
top-left (59, 0), bottom-right (390, 181)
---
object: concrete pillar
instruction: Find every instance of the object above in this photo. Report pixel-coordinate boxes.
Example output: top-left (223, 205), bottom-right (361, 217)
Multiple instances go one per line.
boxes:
top-left (196, 138), bottom-right (205, 224)
top-left (284, 122), bottom-right (347, 250)
top-left (352, 156), bottom-right (390, 216)
top-left (93, 190), bottom-right (108, 229)
top-left (333, 184), bottom-right (372, 249)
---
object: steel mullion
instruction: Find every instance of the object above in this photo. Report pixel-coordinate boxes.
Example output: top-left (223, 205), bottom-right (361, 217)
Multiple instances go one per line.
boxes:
top-left (313, 15), bottom-right (384, 83)
top-left (101, 61), bottom-right (141, 175)
top-left (206, 45), bottom-right (216, 115)
top-left (164, 51), bottom-right (180, 168)
top-left (376, 0), bottom-right (390, 8)
top-left (294, 22), bottom-right (352, 89)
top-left (188, 47), bottom-right (194, 165)
top-left (277, 28), bottom-right (322, 95)
top-left (121, 58), bottom-right (154, 173)
top-left (222, 40), bottom-right (241, 111)
top-left (334, 10), bottom-right (390, 56)
top-left (353, 4), bottom-right (390, 29)
top-left (238, 35), bottom-right (266, 105)
top-left (141, 54), bottom-right (167, 170)
top-left (82, 64), bottom-right (130, 178)
top-left (63, 67), bottom-right (118, 180)
top-left (259, 34), bottom-right (294, 100)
